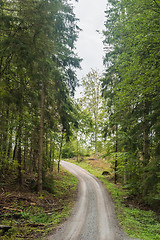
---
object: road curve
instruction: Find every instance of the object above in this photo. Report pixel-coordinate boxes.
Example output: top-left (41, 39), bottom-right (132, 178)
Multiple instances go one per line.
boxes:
top-left (47, 161), bottom-right (135, 240)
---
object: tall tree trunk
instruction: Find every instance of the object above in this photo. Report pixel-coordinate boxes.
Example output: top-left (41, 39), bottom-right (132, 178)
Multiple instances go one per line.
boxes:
top-left (46, 131), bottom-right (48, 160)
top-left (38, 82), bottom-right (45, 193)
top-left (142, 99), bottom-right (150, 196)
top-left (94, 109), bottom-right (97, 160)
top-left (29, 141), bottom-right (33, 172)
top-left (2, 108), bottom-right (9, 158)
top-left (17, 137), bottom-right (22, 185)
top-left (49, 138), bottom-right (52, 162)
top-left (58, 130), bottom-right (64, 173)
top-left (114, 124), bottom-right (118, 184)
top-left (7, 125), bottom-right (13, 159)
top-left (77, 133), bottom-right (79, 162)
top-left (142, 100), bottom-right (150, 166)
top-left (123, 158), bottom-right (127, 184)
top-left (51, 139), bottom-right (55, 171)
top-left (49, 138), bottom-right (52, 169)
top-left (23, 136), bottom-right (28, 171)
top-left (33, 149), bottom-right (37, 172)
top-left (13, 130), bottom-right (18, 161)
top-left (17, 112), bottom-right (23, 186)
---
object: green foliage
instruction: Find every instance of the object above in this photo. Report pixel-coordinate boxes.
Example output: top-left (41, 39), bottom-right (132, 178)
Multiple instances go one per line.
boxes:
top-left (0, 0), bottom-right (81, 189)
top-left (102, 0), bottom-right (160, 207)
top-left (42, 173), bottom-right (55, 194)
top-left (30, 210), bottom-right (51, 224)
top-left (79, 69), bottom-right (107, 157)
top-left (62, 142), bottom-right (76, 158)
top-left (53, 170), bottom-right (78, 202)
top-left (120, 208), bottom-right (160, 240)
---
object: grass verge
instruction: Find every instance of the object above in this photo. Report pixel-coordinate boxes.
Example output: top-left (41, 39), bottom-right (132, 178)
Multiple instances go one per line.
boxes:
top-left (69, 158), bottom-right (160, 240)
top-left (0, 165), bottom-right (78, 240)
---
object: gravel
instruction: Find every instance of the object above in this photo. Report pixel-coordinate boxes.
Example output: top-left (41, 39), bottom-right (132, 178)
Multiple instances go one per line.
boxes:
top-left (47, 161), bottom-right (139, 240)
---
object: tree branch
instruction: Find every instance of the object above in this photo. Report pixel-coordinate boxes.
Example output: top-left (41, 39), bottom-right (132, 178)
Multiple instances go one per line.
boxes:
top-left (0, 7), bottom-right (18, 12)
top-left (151, 8), bottom-right (160, 14)
top-left (153, 0), bottom-right (160, 9)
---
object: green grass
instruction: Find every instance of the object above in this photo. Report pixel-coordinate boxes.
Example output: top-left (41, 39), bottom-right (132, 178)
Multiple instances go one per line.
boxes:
top-left (69, 159), bottom-right (160, 240)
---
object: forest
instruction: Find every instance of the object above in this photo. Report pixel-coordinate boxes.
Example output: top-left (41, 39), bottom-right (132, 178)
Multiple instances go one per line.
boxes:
top-left (0, 0), bottom-right (81, 193)
top-left (0, 0), bottom-right (160, 238)
top-left (102, 0), bottom-right (160, 208)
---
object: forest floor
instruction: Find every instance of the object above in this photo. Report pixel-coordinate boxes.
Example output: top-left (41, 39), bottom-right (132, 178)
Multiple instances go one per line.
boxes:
top-left (0, 167), bottom-right (78, 240)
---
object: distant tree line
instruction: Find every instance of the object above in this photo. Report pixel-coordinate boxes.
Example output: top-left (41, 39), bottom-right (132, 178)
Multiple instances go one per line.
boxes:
top-left (0, 0), bottom-right (81, 192)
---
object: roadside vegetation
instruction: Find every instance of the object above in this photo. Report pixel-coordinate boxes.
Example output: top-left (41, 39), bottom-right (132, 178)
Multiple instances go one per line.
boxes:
top-left (69, 158), bottom-right (160, 240)
top-left (0, 165), bottom-right (78, 240)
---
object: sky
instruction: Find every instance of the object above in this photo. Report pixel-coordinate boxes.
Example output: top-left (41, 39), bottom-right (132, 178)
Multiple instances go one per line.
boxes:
top-left (70, 0), bottom-right (107, 97)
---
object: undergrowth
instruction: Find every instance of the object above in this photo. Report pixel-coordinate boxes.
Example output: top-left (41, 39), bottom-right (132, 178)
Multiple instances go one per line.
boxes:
top-left (0, 165), bottom-right (78, 240)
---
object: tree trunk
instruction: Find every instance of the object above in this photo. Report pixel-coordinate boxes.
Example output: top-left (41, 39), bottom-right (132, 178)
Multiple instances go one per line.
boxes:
top-left (58, 130), bottom-right (64, 173)
top-left (17, 112), bottom-right (23, 186)
top-left (17, 138), bottom-right (22, 185)
top-left (7, 126), bottom-right (13, 159)
top-left (51, 140), bottom-right (55, 170)
top-left (46, 131), bottom-right (49, 160)
top-left (13, 130), bottom-right (18, 161)
top-left (94, 109), bottom-right (98, 160)
top-left (123, 158), bottom-right (127, 184)
top-left (2, 108), bottom-right (9, 158)
top-left (23, 136), bottom-right (28, 171)
top-left (38, 82), bottom-right (45, 193)
top-left (142, 100), bottom-right (150, 166)
top-left (29, 141), bottom-right (33, 173)
top-left (114, 124), bottom-right (118, 184)
top-left (77, 134), bottom-right (79, 162)
top-left (49, 138), bottom-right (52, 169)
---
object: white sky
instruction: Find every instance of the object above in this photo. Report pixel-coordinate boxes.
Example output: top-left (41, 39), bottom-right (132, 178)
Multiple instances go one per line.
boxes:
top-left (70, 0), bottom-right (107, 97)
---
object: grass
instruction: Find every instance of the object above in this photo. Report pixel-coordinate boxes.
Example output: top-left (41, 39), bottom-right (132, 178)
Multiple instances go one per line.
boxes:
top-left (0, 165), bottom-right (78, 240)
top-left (68, 158), bottom-right (160, 240)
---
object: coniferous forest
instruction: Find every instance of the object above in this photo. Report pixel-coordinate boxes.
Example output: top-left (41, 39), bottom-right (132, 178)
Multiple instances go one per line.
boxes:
top-left (102, 0), bottom-right (160, 208)
top-left (0, 0), bottom-right (81, 192)
top-left (0, 0), bottom-right (160, 239)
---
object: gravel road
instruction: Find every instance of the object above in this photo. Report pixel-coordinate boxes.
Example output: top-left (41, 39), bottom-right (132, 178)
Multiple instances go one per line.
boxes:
top-left (47, 161), bottom-right (137, 240)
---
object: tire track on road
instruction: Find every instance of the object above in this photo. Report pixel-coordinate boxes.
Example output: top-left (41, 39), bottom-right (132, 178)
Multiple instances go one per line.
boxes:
top-left (47, 161), bottom-right (137, 240)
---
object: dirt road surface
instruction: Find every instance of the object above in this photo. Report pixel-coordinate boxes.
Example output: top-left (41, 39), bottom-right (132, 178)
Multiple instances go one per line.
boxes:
top-left (47, 161), bottom-right (137, 240)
